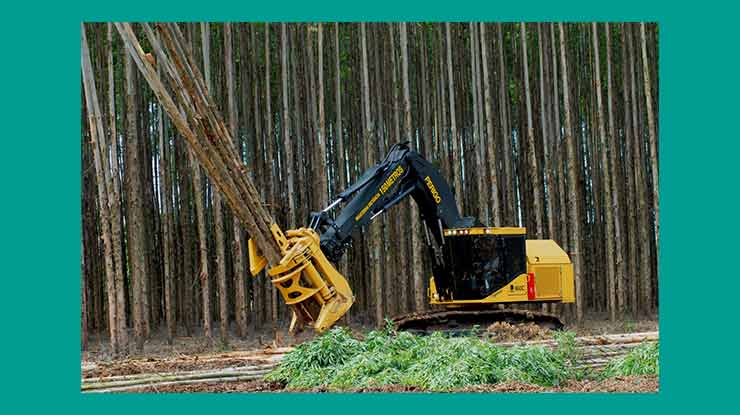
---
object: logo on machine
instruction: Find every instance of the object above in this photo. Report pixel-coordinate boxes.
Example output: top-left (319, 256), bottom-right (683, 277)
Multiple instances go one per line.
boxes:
top-left (424, 176), bottom-right (442, 204)
top-left (355, 166), bottom-right (405, 222)
top-left (510, 284), bottom-right (526, 292)
top-left (380, 166), bottom-right (404, 195)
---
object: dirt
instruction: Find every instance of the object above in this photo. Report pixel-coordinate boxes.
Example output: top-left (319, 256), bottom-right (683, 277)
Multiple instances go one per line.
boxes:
top-left (82, 318), bottom-right (657, 363)
top-left (136, 380), bottom-right (286, 393)
top-left (486, 322), bottom-right (552, 342)
top-left (568, 317), bottom-right (658, 337)
top-left (84, 318), bottom-right (658, 394)
top-left (83, 356), bottom-right (274, 379)
top-left (82, 325), bottom-right (316, 363)
top-left (134, 376), bottom-right (658, 393)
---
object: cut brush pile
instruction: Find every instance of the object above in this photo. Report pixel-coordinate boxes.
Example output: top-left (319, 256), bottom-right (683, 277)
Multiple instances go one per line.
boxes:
top-left (267, 325), bottom-right (586, 391)
top-left (600, 341), bottom-right (659, 378)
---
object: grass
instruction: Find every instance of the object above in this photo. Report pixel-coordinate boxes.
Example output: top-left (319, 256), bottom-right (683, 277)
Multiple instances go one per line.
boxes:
top-left (600, 341), bottom-right (659, 378)
top-left (266, 323), bottom-right (586, 391)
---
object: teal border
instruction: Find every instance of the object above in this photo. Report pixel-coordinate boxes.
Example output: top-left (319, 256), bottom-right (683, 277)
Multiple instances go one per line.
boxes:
top-left (2, 0), bottom-right (737, 412)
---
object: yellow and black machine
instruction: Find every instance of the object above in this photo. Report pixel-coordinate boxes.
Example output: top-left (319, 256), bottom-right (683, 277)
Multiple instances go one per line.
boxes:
top-left (249, 142), bottom-right (574, 334)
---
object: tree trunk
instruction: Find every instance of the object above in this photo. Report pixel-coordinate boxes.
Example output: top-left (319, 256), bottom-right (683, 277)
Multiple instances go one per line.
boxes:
top-left (399, 23), bottom-right (424, 311)
top-left (124, 48), bottom-right (147, 352)
top-left (333, 23), bottom-right (351, 322)
top-left (480, 23), bottom-right (501, 227)
top-left (640, 23), bottom-right (659, 261)
top-left (497, 24), bottom-right (514, 222)
top-left (194, 23), bottom-right (214, 341)
top-left (520, 23), bottom-right (544, 238)
top-left (155, 39), bottom-right (176, 344)
top-left (281, 23), bottom-right (296, 229)
top-left (106, 23), bottom-right (129, 352)
top-left (316, 23), bottom-right (329, 208)
top-left (360, 23), bottom-right (383, 326)
top-left (264, 23), bottom-right (276, 330)
top-left (81, 236), bottom-right (88, 351)
top-left (225, 23), bottom-right (248, 339)
top-left (628, 24), bottom-right (652, 317)
top-left (592, 23), bottom-right (616, 321)
top-left (605, 23), bottom-right (625, 317)
top-left (81, 25), bottom-right (119, 354)
top-left (445, 23), bottom-right (463, 210)
top-left (558, 23), bottom-right (584, 323)
top-left (621, 24), bottom-right (639, 317)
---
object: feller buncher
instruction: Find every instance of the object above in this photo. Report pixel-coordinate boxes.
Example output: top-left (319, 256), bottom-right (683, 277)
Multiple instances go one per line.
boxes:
top-left (249, 142), bottom-right (574, 334)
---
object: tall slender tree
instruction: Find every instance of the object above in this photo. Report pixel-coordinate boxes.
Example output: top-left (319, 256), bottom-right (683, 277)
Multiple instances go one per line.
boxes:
top-left (559, 23), bottom-right (584, 322)
top-left (445, 23), bottom-right (463, 209)
top-left (640, 23), bottom-right (659, 258)
top-left (124, 47), bottom-right (148, 351)
top-left (592, 23), bottom-right (616, 321)
top-left (225, 23), bottom-right (248, 338)
top-left (81, 24), bottom-right (120, 354)
top-left (521, 23), bottom-right (544, 238)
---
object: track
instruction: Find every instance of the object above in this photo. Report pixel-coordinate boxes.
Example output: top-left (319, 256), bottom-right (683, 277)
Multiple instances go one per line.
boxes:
top-left (392, 309), bottom-right (565, 334)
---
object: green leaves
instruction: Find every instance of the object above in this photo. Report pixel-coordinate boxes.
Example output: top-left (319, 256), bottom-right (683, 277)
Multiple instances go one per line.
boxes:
top-left (600, 342), bottom-right (659, 378)
top-left (267, 326), bottom-right (586, 391)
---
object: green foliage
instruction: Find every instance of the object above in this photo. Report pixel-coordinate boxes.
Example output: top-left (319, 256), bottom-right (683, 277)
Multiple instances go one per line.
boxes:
top-left (600, 341), bottom-right (659, 378)
top-left (622, 319), bottom-right (636, 333)
top-left (265, 326), bottom-right (362, 384)
top-left (267, 326), bottom-right (583, 391)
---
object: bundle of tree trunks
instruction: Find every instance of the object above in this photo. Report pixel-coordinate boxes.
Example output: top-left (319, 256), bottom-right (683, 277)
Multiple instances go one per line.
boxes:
top-left (81, 347), bottom-right (292, 393)
top-left (113, 22), bottom-right (281, 265)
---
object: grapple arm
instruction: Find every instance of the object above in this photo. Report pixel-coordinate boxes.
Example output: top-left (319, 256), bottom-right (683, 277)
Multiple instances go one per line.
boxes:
top-left (248, 224), bottom-right (354, 333)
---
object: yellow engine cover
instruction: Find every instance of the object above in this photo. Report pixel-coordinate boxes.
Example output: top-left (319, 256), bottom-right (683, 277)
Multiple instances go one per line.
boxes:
top-left (525, 239), bottom-right (575, 303)
top-left (428, 237), bottom-right (574, 305)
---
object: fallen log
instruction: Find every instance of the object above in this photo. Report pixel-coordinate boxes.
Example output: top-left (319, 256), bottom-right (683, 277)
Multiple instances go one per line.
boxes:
top-left (494, 331), bottom-right (658, 348)
top-left (83, 361), bottom-right (280, 384)
top-left (85, 374), bottom-right (269, 393)
top-left (82, 366), bottom-right (275, 391)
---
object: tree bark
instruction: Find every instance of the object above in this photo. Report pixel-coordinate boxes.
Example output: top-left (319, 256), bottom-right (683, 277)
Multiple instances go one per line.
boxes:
top-left (628, 24), bottom-right (652, 316)
top-left (225, 23), bottom-right (248, 339)
top-left (106, 23), bottom-right (129, 352)
top-left (316, 23), bottom-right (329, 208)
top-left (621, 24), bottom-right (639, 317)
top-left (399, 23), bottom-right (424, 311)
top-left (520, 23), bottom-right (544, 238)
top-left (196, 23), bottom-right (215, 341)
top-left (592, 23), bottom-right (616, 321)
top-left (640, 23), bottom-right (659, 261)
top-left (479, 23), bottom-right (501, 227)
top-left (81, 25), bottom-right (119, 354)
top-left (281, 23), bottom-right (296, 229)
top-left (497, 24), bottom-right (514, 222)
top-left (445, 23), bottom-right (463, 210)
top-left (605, 23), bottom-right (625, 317)
top-left (360, 23), bottom-right (383, 326)
top-left (124, 47), bottom-right (147, 352)
top-left (558, 23), bottom-right (584, 323)
top-left (155, 36), bottom-right (176, 343)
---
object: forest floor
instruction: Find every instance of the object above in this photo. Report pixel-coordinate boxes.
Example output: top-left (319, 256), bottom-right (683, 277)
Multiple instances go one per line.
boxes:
top-left (82, 317), bottom-right (658, 362)
top-left (128, 375), bottom-right (658, 393)
top-left (81, 317), bottom-right (658, 393)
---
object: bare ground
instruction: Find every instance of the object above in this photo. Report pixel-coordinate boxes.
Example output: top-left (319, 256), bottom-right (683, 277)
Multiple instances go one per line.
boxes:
top-left (82, 317), bottom-right (658, 394)
top-left (131, 376), bottom-right (658, 393)
top-left (567, 316), bottom-right (658, 337)
top-left (82, 317), bottom-right (657, 364)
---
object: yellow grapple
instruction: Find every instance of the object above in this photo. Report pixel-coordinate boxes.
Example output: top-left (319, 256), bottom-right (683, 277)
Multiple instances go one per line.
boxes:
top-left (248, 224), bottom-right (354, 333)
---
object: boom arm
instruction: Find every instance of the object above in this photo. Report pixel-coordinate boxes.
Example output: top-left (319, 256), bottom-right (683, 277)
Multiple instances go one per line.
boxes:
top-left (312, 142), bottom-right (479, 263)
